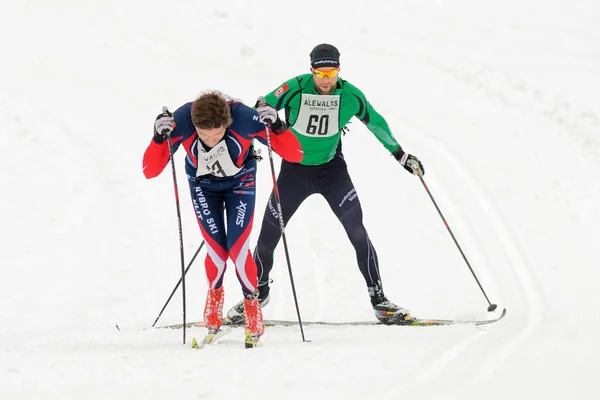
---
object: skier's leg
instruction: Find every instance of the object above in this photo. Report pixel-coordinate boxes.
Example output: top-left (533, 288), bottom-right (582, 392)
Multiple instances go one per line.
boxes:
top-left (318, 157), bottom-right (411, 323)
top-left (226, 161), bottom-right (312, 323)
top-left (223, 168), bottom-right (265, 341)
top-left (190, 182), bottom-right (227, 329)
top-left (223, 171), bottom-right (258, 296)
top-left (317, 156), bottom-right (381, 286)
top-left (254, 161), bottom-right (312, 288)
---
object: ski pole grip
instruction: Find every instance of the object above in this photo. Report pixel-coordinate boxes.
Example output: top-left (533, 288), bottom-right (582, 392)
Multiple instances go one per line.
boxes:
top-left (413, 164), bottom-right (423, 177)
top-left (161, 106), bottom-right (173, 136)
top-left (408, 160), bottom-right (423, 177)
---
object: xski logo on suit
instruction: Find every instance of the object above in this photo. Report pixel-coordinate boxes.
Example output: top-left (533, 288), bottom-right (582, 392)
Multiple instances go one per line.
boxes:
top-left (195, 186), bottom-right (211, 217)
top-left (192, 199), bottom-right (203, 221)
top-left (194, 186), bottom-right (219, 234)
top-left (236, 201), bottom-right (247, 227)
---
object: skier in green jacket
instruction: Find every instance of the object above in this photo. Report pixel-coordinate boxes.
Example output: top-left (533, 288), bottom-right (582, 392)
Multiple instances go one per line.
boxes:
top-left (227, 43), bottom-right (425, 324)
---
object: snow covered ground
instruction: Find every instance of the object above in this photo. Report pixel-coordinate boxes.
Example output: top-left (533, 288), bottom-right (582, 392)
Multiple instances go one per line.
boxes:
top-left (1, 0), bottom-right (599, 398)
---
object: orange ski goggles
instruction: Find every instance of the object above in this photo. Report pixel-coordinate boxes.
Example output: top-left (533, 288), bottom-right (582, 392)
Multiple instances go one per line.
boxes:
top-left (312, 68), bottom-right (340, 79)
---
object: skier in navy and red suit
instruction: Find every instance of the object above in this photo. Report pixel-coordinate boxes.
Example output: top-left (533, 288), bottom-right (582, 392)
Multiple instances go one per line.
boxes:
top-left (143, 91), bottom-right (302, 347)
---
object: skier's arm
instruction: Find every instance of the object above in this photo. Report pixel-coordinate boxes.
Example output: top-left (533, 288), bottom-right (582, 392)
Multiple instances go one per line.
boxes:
top-left (345, 83), bottom-right (401, 153)
top-left (262, 129), bottom-right (303, 163)
top-left (343, 82), bottom-right (425, 175)
top-left (142, 140), bottom-right (170, 179)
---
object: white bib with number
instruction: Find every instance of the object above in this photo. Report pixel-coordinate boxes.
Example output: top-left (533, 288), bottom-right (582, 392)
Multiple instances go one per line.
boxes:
top-left (294, 94), bottom-right (340, 137)
top-left (196, 140), bottom-right (242, 178)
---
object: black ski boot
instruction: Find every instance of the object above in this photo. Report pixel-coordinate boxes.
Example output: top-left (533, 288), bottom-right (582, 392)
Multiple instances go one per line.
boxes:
top-left (369, 282), bottom-right (411, 324)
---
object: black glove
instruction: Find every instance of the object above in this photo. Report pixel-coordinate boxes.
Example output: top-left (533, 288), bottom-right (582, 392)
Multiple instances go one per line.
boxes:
top-left (392, 147), bottom-right (425, 176)
top-left (153, 108), bottom-right (174, 143)
top-left (256, 97), bottom-right (287, 135)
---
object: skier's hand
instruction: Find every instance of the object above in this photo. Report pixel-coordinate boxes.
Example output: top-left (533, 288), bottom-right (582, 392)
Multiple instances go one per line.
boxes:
top-left (257, 100), bottom-right (286, 135)
top-left (392, 147), bottom-right (425, 176)
top-left (257, 103), bottom-right (278, 125)
top-left (153, 108), bottom-right (174, 143)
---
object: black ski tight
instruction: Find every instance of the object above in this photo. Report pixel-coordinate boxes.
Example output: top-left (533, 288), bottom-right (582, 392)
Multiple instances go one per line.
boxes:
top-left (254, 154), bottom-right (381, 287)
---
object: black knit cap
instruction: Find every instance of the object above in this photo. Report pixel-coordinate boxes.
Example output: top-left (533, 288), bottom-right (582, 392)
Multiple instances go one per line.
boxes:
top-left (310, 43), bottom-right (340, 68)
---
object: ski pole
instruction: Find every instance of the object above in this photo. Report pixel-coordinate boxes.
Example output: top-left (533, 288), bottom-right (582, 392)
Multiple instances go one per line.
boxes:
top-left (163, 106), bottom-right (189, 344)
top-left (151, 241), bottom-right (205, 327)
top-left (417, 174), bottom-right (497, 312)
top-left (263, 125), bottom-right (307, 342)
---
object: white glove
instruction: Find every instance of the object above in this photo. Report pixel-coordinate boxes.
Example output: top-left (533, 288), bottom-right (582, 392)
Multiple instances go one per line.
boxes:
top-left (154, 111), bottom-right (174, 142)
top-left (257, 104), bottom-right (279, 125)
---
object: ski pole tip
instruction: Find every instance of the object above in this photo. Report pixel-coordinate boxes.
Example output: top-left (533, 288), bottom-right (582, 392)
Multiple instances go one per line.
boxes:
top-left (487, 304), bottom-right (498, 312)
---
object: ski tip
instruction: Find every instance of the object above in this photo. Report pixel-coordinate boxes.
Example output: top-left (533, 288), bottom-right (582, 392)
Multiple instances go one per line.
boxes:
top-left (244, 339), bottom-right (261, 349)
top-left (493, 308), bottom-right (507, 318)
top-left (115, 324), bottom-right (120, 331)
top-left (476, 308), bottom-right (507, 326)
top-left (244, 330), bottom-right (261, 349)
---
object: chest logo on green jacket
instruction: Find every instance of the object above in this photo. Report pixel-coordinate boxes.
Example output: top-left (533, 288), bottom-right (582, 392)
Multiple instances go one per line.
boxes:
top-left (294, 94), bottom-right (340, 137)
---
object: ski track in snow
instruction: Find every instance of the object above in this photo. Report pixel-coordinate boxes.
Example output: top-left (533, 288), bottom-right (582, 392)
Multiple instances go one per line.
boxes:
top-left (342, 34), bottom-right (557, 381)
top-left (382, 48), bottom-right (557, 381)
top-left (404, 121), bottom-right (546, 382)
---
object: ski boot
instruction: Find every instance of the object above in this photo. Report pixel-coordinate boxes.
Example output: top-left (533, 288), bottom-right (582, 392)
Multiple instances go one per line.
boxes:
top-left (243, 290), bottom-right (265, 349)
top-left (227, 280), bottom-right (270, 324)
top-left (369, 282), bottom-right (412, 325)
top-left (204, 286), bottom-right (225, 332)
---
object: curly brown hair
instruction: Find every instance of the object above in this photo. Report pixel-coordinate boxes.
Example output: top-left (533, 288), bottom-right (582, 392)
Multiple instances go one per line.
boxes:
top-left (191, 91), bottom-right (232, 129)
